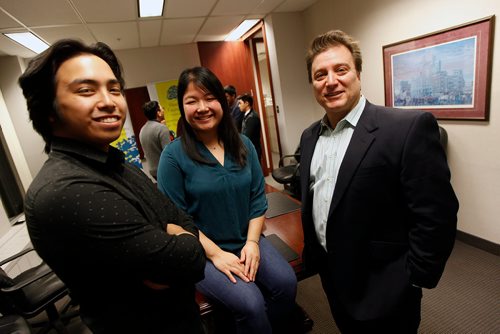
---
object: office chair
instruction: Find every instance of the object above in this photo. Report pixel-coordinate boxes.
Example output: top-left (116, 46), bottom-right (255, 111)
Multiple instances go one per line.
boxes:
top-left (438, 125), bottom-right (448, 153)
top-left (271, 146), bottom-right (301, 200)
top-left (0, 314), bottom-right (32, 334)
top-left (0, 246), bottom-right (79, 334)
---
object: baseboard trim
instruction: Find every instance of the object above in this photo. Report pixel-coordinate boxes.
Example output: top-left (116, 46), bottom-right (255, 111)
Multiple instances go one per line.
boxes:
top-left (456, 230), bottom-right (500, 256)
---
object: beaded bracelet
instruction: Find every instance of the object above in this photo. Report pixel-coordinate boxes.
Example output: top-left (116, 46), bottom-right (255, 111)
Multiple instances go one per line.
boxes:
top-left (247, 239), bottom-right (259, 245)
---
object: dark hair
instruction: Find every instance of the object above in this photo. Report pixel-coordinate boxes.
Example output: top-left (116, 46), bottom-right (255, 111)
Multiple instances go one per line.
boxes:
top-left (239, 93), bottom-right (253, 107)
top-left (177, 67), bottom-right (246, 166)
top-left (143, 101), bottom-right (160, 120)
top-left (18, 39), bottom-right (125, 153)
top-left (223, 85), bottom-right (236, 96)
top-left (306, 30), bottom-right (362, 83)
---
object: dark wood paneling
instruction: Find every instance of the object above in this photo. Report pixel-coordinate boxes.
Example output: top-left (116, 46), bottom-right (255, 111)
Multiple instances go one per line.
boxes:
top-left (124, 86), bottom-right (150, 158)
top-left (197, 41), bottom-right (255, 98)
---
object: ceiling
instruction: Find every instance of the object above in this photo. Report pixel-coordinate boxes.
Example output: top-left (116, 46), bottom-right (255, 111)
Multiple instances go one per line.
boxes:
top-left (0, 0), bottom-right (318, 58)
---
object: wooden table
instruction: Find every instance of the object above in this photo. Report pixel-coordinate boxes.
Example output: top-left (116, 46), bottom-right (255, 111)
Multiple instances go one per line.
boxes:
top-left (262, 184), bottom-right (306, 278)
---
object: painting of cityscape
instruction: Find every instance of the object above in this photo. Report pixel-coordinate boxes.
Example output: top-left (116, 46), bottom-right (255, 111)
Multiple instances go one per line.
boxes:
top-left (383, 16), bottom-right (494, 120)
top-left (392, 37), bottom-right (475, 109)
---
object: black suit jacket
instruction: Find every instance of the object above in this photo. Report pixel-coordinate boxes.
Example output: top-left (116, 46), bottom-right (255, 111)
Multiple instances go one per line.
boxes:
top-left (299, 101), bottom-right (458, 320)
top-left (242, 109), bottom-right (262, 160)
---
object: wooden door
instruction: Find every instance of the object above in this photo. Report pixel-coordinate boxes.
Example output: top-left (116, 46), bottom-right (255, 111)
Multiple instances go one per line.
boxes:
top-left (197, 41), bottom-right (255, 97)
top-left (124, 86), bottom-right (150, 158)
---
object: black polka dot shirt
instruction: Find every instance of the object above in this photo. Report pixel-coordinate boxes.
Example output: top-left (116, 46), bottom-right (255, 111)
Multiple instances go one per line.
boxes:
top-left (24, 137), bottom-right (206, 314)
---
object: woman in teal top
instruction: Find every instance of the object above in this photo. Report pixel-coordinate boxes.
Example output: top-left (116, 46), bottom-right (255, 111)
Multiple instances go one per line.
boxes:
top-left (160, 134), bottom-right (265, 252)
top-left (157, 67), bottom-right (297, 333)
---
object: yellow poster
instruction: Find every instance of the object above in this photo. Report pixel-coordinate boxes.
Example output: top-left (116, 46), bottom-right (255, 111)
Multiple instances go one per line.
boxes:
top-left (154, 80), bottom-right (180, 134)
top-left (110, 114), bottom-right (142, 168)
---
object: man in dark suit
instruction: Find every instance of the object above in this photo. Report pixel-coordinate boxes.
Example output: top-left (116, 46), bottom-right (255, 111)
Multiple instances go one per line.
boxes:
top-left (224, 85), bottom-right (243, 132)
top-left (239, 94), bottom-right (262, 161)
top-left (299, 30), bottom-right (458, 333)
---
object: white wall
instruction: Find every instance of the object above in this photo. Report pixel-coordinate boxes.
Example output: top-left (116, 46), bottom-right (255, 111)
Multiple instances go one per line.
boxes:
top-left (264, 13), bottom-right (320, 155)
top-left (0, 89), bottom-right (32, 191)
top-left (0, 198), bottom-right (9, 238)
top-left (298, 0), bottom-right (499, 244)
top-left (0, 56), bottom-right (45, 179)
top-left (114, 43), bottom-right (201, 88)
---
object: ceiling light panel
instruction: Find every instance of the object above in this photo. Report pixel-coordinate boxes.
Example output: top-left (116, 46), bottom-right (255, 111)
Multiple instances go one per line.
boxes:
top-left (3, 32), bottom-right (49, 54)
top-left (138, 0), bottom-right (164, 17)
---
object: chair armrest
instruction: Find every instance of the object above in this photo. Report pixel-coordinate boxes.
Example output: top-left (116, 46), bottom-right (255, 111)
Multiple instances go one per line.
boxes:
top-left (279, 154), bottom-right (298, 168)
top-left (1, 263), bottom-right (54, 293)
top-left (0, 245), bottom-right (54, 293)
top-left (0, 246), bottom-right (35, 267)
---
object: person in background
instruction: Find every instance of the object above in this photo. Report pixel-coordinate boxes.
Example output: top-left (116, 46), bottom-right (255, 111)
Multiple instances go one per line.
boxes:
top-left (239, 93), bottom-right (262, 162)
top-left (139, 100), bottom-right (171, 180)
top-left (224, 84), bottom-right (243, 132)
top-left (176, 116), bottom-right (184, 138)
top-left (157, 67), bottom-right (298, 333)
top-left (299, 30), bottom-right (459, 333)
top-left (19, 39), bottom-right (206, 333)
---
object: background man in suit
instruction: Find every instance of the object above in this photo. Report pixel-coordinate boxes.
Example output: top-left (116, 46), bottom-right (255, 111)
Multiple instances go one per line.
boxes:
top-left (239, 94), bottom-right (262, 161)
top-left (224, 85), bottom-right (243, 131)
top-left (299, 30), bottom-right (459, 333)
top-left (139, 100), bottom-right (171, 180)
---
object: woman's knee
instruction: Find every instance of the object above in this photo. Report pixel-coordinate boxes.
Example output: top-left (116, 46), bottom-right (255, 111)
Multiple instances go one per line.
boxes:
top-left (270, 269), bottom-right (297, 301)
top-left (234, 291), bottom-right (267, 319)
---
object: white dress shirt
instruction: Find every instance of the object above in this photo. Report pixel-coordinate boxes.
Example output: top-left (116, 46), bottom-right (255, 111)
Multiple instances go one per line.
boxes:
top-left (310, 96), bottom-right (366, 251)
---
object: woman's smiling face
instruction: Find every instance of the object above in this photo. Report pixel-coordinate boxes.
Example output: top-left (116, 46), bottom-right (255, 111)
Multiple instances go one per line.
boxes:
top-left (182, 82), bottom-right (223, 135)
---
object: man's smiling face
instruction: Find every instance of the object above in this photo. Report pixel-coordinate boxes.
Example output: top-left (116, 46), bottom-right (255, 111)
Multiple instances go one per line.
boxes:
top-left (311, 45), bottom-right (361, 123)
top-left (53, 54), bottom-right (127, 151)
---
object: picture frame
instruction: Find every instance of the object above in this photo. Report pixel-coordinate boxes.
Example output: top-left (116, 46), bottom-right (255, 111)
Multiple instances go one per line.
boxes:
top-left (383, 16), bottom-right (494, 120)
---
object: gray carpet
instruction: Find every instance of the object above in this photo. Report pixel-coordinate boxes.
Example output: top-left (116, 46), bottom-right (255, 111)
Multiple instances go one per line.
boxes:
top-left (296, 240), bottom-right (500, 333)
top-left (419, 240), bottom-right (500, 333)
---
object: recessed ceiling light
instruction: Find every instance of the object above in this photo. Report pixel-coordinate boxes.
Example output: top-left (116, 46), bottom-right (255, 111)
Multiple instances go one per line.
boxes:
top-left (3, 32), bottom-right (49, 54)
top-left (225, 19), bottom-right (260, 41)
top-left (138, 0), bottom-right (164, 18)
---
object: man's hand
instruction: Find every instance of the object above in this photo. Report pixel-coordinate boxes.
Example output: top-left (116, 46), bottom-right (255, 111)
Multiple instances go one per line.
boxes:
top-left (143, 279), bottom-right (170, 290)
top-left (166, 223), bottom-right (195, 237)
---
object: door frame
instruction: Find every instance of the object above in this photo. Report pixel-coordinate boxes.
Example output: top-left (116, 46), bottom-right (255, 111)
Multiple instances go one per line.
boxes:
top-left (244, 24), bottom-right (282, 175)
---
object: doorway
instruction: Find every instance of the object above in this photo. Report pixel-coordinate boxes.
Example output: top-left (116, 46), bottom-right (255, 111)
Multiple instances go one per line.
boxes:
top-left (247, 32), bottom-right (282, 174)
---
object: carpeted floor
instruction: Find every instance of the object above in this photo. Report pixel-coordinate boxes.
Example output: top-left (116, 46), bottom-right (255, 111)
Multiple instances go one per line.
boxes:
top-left (35, 240), bottom-right (499, 334)
top-left (295, 240), bottom-right (500, 333)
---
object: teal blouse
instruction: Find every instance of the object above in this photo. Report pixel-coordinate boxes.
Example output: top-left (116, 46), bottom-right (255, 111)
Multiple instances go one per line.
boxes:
top-left (157, 135), bottom-right (267, 252)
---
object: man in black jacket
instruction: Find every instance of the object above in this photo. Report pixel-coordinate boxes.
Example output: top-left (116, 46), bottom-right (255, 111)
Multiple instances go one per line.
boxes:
top-left (239, 94), bottom-right (262, 161)
top-left (19, 39), bottom-right (206, 333)
top-left (299, 30), bottom-right (458, 333)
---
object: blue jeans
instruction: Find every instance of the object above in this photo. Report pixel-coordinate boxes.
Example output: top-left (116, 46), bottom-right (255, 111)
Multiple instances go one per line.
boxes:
top-left (196, 235), bottom-right (297, 334)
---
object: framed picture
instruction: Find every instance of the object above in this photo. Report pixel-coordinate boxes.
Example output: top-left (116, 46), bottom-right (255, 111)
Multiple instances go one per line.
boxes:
top-left (383, 16), bottom-right (494, 120)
